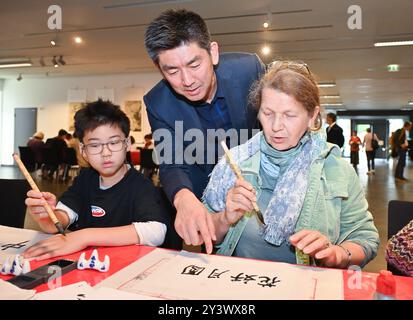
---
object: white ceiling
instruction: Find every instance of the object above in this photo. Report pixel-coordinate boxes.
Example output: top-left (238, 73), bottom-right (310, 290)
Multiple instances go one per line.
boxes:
top-left (1, 0), bottom-right (413, 110)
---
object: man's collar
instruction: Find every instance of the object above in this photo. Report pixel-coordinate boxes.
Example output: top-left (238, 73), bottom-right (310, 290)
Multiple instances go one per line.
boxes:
top-left (208, 72), bottom-right (224, 105)
top-left (199, 72), bottom-right (223, 106)
top-left (214, 72), bottom-right (225, 99)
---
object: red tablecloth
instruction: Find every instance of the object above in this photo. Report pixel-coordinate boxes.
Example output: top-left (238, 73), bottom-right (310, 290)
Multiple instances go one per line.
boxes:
top-left (2, 245), bottom-right (413, 299)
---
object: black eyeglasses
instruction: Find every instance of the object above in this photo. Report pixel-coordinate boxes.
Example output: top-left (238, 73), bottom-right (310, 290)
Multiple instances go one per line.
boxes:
top-left (267, 60), bottom-right (311, 75)
top-left (81, 139), bottom-right (128, 155)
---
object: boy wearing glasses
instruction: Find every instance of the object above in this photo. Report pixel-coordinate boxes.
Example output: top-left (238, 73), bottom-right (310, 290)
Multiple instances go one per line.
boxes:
top-left (23, 99), bottom-right (169, 260)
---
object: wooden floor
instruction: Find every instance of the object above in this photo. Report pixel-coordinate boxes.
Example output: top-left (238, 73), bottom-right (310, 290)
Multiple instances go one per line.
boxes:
top-left (1, 156), bottom-right (412, 273)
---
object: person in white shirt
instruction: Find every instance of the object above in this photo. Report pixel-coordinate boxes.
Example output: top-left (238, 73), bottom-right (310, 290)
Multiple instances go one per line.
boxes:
top-left (363, 127), bottom-right (379, 174)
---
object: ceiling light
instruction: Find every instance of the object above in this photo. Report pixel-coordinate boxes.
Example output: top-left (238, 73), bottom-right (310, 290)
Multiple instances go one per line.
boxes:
top-left (321, 102), bottom-right (343, 107)
top-left (50, 34), bottom-right (59, 47)
top-left (0, 59), bottom-right (32, 68)
top-left (261, 45), bottom-right (271, 55)
top-left (374, 40), bottom-right (413, 47)
top-left (74, 36), bottom-right (82, 44)
top-left (387, 64), bottom-right (399, 72)
top-left (58, 55), bottom-right (66, 65)
top-left (52, 56), bottom-right (58, 67)
top-left (317, 82), bottom-right (336, 88)
top-left (17, 74), bottom-right (22, 81)
top-left (321, 95), bottom-right (340, 99)
top-left (409, 101), bottom-right (413, 105)
top-left (263, 12), bottom-right (272, 29)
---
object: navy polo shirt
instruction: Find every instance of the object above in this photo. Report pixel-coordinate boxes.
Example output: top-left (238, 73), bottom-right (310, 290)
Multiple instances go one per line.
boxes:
top-left (194, 75), bottom-right (233, 164)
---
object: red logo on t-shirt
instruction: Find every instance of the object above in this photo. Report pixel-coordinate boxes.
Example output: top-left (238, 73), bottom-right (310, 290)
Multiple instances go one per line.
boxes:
top-left (91, 206), bottom-right (106, 218)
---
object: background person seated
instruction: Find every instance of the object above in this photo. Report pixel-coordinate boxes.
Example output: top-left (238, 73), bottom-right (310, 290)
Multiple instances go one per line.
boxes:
top-left (143, 133), bottom-right (154, 149)
top-left (27, 131), bottom-right (45, 170)
top-left (42, 129), bottom-right (68, 179)
top-left (66, 132), bottom-right (89, 169)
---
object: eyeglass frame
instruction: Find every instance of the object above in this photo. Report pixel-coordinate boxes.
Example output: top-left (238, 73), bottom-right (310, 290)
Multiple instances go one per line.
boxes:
top-left (80, 138), bottom-right (129, 155)
top-left (267, 60), bottom-right (311, 75)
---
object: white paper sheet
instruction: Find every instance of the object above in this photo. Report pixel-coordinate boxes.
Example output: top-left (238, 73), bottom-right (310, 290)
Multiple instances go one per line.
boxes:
top-left (95, 88), bottom-right (114, 102)
top-left (287, 264), bottom-right (344, 300)
top-left (0, 226), bottom-right (51, 263)
top-left (0, 279), bottom-right (36, 300)
top-left (96, 248), bottom-right (177, 299)
top-left (33, 281), bottom-right (160, 300)
top-left (67, 88), bottom-right (87, 102)
top-left (32, 281), bottom-right (90, 300)
top-left (100, 249), bottom-right (344, 300)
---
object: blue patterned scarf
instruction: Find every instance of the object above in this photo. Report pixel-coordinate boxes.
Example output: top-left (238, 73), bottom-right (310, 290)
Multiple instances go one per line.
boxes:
top-left (203, 130), bottom-right (327, 245)
top-left (260, 132), bottom-right (312, 245)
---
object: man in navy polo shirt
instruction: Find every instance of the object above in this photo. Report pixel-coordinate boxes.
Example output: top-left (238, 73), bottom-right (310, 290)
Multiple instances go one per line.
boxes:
top-left (144, 9), bottom-right (265, 253)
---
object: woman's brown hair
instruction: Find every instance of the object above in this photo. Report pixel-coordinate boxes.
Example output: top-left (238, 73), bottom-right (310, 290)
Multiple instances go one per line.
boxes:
top-left (249, 61), bottom-right (322, 130)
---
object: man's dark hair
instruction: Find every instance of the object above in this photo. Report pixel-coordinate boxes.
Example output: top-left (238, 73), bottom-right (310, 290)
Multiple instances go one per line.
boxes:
top-left (144, 9), bottom-right (211, 64)
top-left (74, 99), bottom-right (130, 142)
top-left (327, 113), bottom-right (337, 122)
top-left (58, 129), bottom-right (68, 137)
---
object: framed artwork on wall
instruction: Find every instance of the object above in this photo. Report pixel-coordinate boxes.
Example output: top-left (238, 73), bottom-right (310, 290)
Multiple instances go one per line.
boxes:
top-left (124, 100), bottom-right (142, 132)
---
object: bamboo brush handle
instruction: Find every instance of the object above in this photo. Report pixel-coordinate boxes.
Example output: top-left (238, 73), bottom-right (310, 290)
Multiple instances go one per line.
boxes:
top-left (13, 153), bottom-right (61, 225)
top-left (220, 142), bottom-right (261, 213)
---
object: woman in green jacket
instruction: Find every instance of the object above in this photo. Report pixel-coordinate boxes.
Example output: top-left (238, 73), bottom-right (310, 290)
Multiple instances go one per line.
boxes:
top-left (203, 61), bottom-right (379, 269)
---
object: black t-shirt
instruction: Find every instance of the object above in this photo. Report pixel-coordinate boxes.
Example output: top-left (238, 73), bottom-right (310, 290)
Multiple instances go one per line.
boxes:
top-left (60, 167), bottom-right (169, 231)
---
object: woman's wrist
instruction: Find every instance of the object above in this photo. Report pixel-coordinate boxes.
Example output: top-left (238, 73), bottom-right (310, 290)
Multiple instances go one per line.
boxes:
top-left (220, 210), bottom-right (233, 228)
top-left (337, 244), bottom-right (352, 268)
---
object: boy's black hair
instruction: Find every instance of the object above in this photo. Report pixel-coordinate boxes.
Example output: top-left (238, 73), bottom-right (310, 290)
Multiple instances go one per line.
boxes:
top-left (144, 9), bottom-right (211, 64)
top-left (74, 99), bottom-right (130, 142)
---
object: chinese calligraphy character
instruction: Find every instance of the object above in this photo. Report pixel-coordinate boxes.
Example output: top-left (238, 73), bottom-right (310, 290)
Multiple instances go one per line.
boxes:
top-left (181, 265), bottom-right (205, 275)
top-left (208, 268), bottom-right (229, 279)
top-left (230, 272), bottom-right (257, 284)
top-left (257, 276), bottom-right (281, 288)
top-left (1, 241), bottom-right (29, 251)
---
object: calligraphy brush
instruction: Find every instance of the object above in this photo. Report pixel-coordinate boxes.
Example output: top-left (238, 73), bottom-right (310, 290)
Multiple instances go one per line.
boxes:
top-left (13, 153), bottom-right (66, 236)
top-left (220, 141), bottom-right (265, 224)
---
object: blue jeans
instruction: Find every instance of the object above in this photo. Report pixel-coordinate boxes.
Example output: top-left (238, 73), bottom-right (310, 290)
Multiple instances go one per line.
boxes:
top-left (395, 148), bottom-right (407, 179)
top-left (366, 151), bottom-right (375, 171)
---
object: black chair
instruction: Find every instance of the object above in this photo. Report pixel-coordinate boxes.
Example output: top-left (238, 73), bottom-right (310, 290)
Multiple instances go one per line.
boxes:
top-left (18, 146), bottom-right (36, 172)
top-left (0, 179), bottom-right (30, 228)
top-left (156, 187), bottom-right (182, 250)
top-left (126, 151), bottom-right (131, 164)
top-left (387, 200), bottom-right (413, 275)
top-left (41, 146), bottom-right (60, 179)
top-left (61, 147), bottom-right (79, 181)
top-left (139, 149), bottom-right (158, 179)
